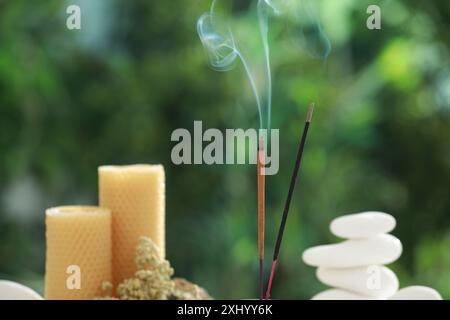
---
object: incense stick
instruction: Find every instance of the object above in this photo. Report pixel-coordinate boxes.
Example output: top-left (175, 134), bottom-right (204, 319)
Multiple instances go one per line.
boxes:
top-left (265, 103), bottom-right (314, 300)
top-left (257, 136), bottom-right (265, 300)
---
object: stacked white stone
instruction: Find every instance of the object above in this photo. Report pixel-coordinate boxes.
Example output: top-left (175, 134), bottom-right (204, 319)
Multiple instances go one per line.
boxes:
top-left (302, 212), bottom-right (442, 300)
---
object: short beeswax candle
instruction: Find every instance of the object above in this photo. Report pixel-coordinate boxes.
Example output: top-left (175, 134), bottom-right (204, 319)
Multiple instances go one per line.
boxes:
top-left (45, 206), bottom-right (112, 300)
top-left (99, 164), bottom-right (165, 286)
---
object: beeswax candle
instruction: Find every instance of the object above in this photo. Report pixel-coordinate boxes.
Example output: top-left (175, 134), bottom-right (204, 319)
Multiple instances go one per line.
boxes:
top-left (45, 206), bottom-right (111, 300)
top-left (99, 164), bottom-right (165, 286)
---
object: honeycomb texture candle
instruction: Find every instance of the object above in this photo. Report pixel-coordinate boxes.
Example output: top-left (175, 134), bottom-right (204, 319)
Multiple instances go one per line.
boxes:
top-left (45, 206), bottom-right (112, 300)
top-left (99, 164), bottom-right (165, 286)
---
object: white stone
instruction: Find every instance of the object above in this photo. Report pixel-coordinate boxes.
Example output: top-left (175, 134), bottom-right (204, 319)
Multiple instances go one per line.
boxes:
top-left (302, 234), bottom-right (402, 268)
top-left (390, 286), bottom-right (442, 300)
top-left (0, 280), bottom-right (43, 300)
top-left (311, 288), bottom-right (376, 300)
top-left (330, 211), bottom-right (396, 239)
top-left (316, 265), bottom-right (399, 298)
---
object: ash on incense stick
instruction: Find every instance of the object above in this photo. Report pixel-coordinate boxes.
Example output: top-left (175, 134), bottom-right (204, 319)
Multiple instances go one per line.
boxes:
top-left (257, 136), bottom-right (265, 299)
top-left (97, 237), bottom-right (211, 300)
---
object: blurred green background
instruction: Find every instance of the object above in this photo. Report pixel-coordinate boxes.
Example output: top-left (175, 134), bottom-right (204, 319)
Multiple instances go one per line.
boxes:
top-left (0, 0), bottom-right (450, 299)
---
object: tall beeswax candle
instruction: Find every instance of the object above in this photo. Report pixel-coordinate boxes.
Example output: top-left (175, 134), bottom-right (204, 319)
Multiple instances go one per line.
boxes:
top-left (45, 206), bottom-right (111, 300)
top-left (99, 164), bottom-right (165, 286)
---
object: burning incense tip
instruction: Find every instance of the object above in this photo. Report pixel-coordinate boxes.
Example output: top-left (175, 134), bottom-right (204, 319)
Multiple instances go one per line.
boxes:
top-left (306, 103), bottom-right (315, 122)
top-left (258, 136), bottom-right (265, 151)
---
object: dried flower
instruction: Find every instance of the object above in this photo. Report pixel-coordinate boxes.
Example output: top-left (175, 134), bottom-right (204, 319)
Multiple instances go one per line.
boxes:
top-left (96, 236), bottom-right (211, 300)
top-left (116, 237), bottom-right (174, 300)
